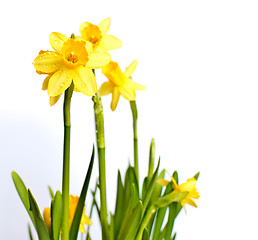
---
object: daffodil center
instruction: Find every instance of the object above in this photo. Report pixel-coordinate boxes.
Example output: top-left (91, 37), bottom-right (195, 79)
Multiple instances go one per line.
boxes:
top-left (66, 52), bottom-right (79, 63)
top-left (81, 23), bottom-right (102, 46)
top-left (62, 39), bottom-right (88, 68)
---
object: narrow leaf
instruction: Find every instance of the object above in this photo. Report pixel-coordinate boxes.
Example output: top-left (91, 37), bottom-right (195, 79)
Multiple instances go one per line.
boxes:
top-left (152, 182), bottom-right (173, 240)
top-left (69, 145), bottom-right (95, 240)
top-left (28, 189), bottom-right (50, 240)
top-left (148, 138), bottom-right (155, 178)
top-left (114, 171), bottom-right (124, 239)
top-left (117, 201), bottom-right (143, 240)
top-left (51, 191), bottom-right (62, 240)
top-left (28, 224), bottom-right (34, 240)
top-left (11, 171), bottom-right (35, 227)
top-left (142, 158), bottom-right (160, 214)
top-left (48, 186), bottom-right (55, 199)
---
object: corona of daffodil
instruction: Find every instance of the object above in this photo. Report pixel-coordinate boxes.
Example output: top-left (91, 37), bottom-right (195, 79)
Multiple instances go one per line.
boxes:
top-left (43, 195), bottom-right (92, 233)
top-left (79, 18), bottom-right (122, 52)
top-left (157, 173), bottom-right (200, 210)
top-left (99, 60), bottom-right (146, 111)
top-left (33, 32), bottom-right (111, 104)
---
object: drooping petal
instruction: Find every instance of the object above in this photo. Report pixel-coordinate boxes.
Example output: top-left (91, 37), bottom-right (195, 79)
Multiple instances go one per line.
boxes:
top-left (124, 60), bottom-right (138, 78)
top-left (111, 87), bottom-right (120, 111)
top-left (99, 81), bottom-right (114, 96)
top-left (98, 18), bottom-right (111, 35)
top-left (33, 51), bottom-right (63, 74)
top-left (49, 32), bottom-right (67, 54)
top-left (50, 94), bottom-right (62, 106)
top-left (101, 35), bottom-right (122, 51)
top-left (120, 84), bottom-right (136, 101)
top-left (42, 75), bottom-right (51, 90)
top-left (86, 51), bottom-right (111, 69)
top-left (182, 198), bottom-right (198, 208)
top-left (48, 67), bottom-right (73, 96)
top-left (72, 66), bottom-right (97, 96)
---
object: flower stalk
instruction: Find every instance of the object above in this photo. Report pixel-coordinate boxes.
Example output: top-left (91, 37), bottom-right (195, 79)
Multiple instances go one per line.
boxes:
top-left (92, 92), bottom-right (109, 240)
top-left (130, 100), bottom-right (139, 182)
top-left (61, 83), bottom-right (74, 240)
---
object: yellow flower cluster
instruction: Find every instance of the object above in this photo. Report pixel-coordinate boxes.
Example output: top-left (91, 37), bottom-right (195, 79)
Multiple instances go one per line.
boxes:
top-left (33, 18), bottom-right (145, 109)
top-left (43, 195), bottom-right (92, 233)
top-left (157, 172), bottom-right (200, 211)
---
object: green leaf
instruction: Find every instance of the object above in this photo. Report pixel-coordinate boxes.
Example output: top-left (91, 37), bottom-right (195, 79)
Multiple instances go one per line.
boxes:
top-left (148, 138), bottom-right (155, 178)
top-left (172, 171), bottom-right (179, 184)
top-left (172, 232), bottom-right (177, 240)
top-left (147, 169), bottom-right (165, 233)
top-left (152, 182), bottom-right (173, 240)
top-left (114, 171), bottom-right (124, 239)
top-left (51, 191), bottom-right (62, 240)
top-left (142, 158), bottom-right (160, 214)
top-left (194, 172), bottom-right (200, 180)
top-left (141, 176), bottom-right (148, 199)
top-left (70, 145), bottom-right (95, 240)
top-left (28, 224), bottom-right (34, 240)
top-left (11, 171), bottom-right (35, 227)
top-left (117, 182), bottom-right (136, 238)
top-left (117, 201), bottom-right (143, 240)
top-left (164, 203), bottom-right (177, 240)
top-left (142, 228), bottom-right (149, 240)
top-left (48, 186), bottom-right (54, 199)
top-left (28, 189), bottom-right (50, 240)
top-left (153, 191), bottom-right (187, 209)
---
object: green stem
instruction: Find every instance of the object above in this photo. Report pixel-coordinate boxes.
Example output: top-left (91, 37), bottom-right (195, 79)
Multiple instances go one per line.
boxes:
top-left (130, 101), bottom-right (139, 182)
top-left (61, 83), bottom-right (74, 240)
top-left (92, 92), bottom-right (109, 240)
top-left (135, 205), bottom-right (156, 240)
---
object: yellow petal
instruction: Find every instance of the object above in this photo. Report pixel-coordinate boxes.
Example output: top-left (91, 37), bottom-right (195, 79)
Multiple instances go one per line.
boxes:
top-left (101, 35), bottom-right (122, 51)
top-left (49, 32), bottom-right (67, 54)
top-left (33, 51), bottom-right (63, 74)
top-left (179, 178), bottom-right (197, 192)
top-left (43, 208), bottom-right (51, 229)
top-left (50, 94), bottom-right (62, 106)
top-left (79, 224), bottom-right (86, 233)
top-left (127, 79), bottom-right (146, 91)
top-left (86, 51), bottom-right (111, 69)
top-left (99, 81), bottom-right (114, 96)
top-left (182, 197), bottom-right (198, 208)
top-left (120, 84), bottom-right (135, 101)
top-left (98, 18), bottom-right (111, 35)
top-left (81, 213), bottom-right (92, 225)
top-left (124, 60), bottom-right (138, 78)
top-left (72, 66), bottom-right (97, 96)
top-left (111, 87), bottom-right (120, 111)
top-left (42, 75), bottom-right (51, 90)
top-left (48, 67), bottom-right (73, 96)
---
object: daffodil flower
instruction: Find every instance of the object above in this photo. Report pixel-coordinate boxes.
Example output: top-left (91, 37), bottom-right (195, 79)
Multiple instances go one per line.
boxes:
top-left (43, 195), bottom-right (92, 233)
top-left (33, 32), bottom-right (111, 99)
top-left (79, 18), bottom-right (122, 52)
top-left (157, 173), bottom-right (200, 210)
top-left (99, 60), bottom-right (146, 111)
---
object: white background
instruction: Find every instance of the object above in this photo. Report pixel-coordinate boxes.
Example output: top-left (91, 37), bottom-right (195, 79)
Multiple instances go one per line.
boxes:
top-left (1, 0), bottom-right (258, 239)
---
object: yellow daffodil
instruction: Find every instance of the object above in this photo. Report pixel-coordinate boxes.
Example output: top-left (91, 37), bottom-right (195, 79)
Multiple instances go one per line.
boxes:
top-left (79, 18), bottom-right (122, 52)
top-left (99, 60), bottom-right (146, 111)
top-left (43, 195), bottom-right (92, 233)
top-left (33, 32), bottom-right (111, 100)
top-left (157, 173), bottom-right (200, 210)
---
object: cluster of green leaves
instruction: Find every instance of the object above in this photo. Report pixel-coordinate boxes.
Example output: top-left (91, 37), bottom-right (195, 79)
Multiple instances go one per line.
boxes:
top-left (90, 139), bottom-right (199, 240)
top-left (11, 146), bottom-right (95, 240)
